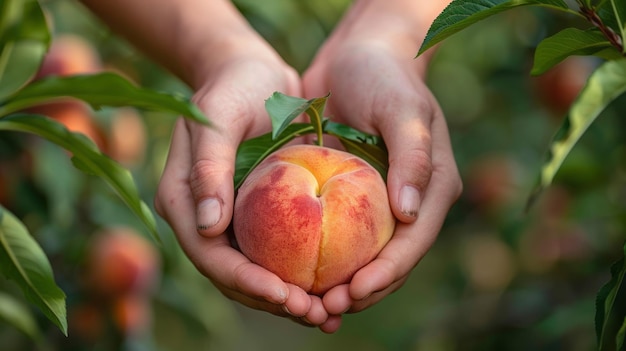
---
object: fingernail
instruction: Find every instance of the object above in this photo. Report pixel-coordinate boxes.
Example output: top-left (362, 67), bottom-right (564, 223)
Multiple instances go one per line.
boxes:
top-left (196, 198), bottom-right (221, 231)
top-left (274, 287), bottom-right (288, 305)
top-left (399, 185), bottom-right (420, 218)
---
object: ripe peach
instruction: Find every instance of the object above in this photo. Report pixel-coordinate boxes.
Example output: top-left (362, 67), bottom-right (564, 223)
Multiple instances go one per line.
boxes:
top-left (107, 108), bottom-right (147, 167)
top-left (85, 227), bottom-right (160, 298)
top-left (36, 34), bottom-right (102, 78)
top-left (0, 165), bottom-right (11, 207)
top-left (464, 154), bottom-right (520, 215)
top-left (233, 145), bottom-right (395, 295)
top-left (532, 56), bottom-right (595, 116)
top-left (68, 302), bottom-right (104, 342)
top-left (111, 294), bottom-right (151, 336)
top-left (28, 100), bottom-right (106, 149)
top-left (30, 34), bottom-right (106, 149)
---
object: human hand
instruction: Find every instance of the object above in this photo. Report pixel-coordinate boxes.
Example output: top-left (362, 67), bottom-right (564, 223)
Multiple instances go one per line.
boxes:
top-left (153, 41), bottom-right (342, 332)
top-left (302, 0), bottom-right (461, 317)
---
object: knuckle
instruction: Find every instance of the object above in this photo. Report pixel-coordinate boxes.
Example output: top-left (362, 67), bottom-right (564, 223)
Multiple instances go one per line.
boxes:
top-left (189, 159), bottom-right (231, 198)
top-left (390, 148), bottom-right (433, 190)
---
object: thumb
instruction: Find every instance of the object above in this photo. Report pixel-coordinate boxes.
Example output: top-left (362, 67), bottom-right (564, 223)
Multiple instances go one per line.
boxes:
top-left (380, 108), bottom-right (434, 224)
top-left (187, 119), bottom-right (238, 237)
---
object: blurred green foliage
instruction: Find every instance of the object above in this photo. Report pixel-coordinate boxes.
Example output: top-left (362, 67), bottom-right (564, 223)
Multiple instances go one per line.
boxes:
top-left (0, 0), bottom-right (625, 350)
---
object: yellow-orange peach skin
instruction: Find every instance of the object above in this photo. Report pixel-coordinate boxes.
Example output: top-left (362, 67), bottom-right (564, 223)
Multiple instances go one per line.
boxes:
top-left (234, 145), bottom-right (395, 296)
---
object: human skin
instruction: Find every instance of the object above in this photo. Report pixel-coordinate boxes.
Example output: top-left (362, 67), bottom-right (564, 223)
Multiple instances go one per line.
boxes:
top-left (234, 145), bottom-right (396, 296)
top-left (302, 0), bottom-right (461, 316)
top-left (80, 0), bottom-right (331, 329)
top-left (80, 0), bottom-right (461, 333)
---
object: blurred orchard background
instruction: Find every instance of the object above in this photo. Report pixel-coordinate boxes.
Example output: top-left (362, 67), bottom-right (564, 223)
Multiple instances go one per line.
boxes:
top-left (1, 0), bottom-right (626, 350)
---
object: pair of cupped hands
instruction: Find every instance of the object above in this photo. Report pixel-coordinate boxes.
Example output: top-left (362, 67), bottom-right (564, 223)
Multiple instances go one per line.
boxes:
top-left (153, 27), bottom-right (462, 333)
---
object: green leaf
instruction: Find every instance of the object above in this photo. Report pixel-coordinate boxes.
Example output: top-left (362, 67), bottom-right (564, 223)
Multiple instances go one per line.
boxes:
top-left (532, 28), bottom-right (621, 75)
top-left (0, 0), bottom-right (50, 99)
top-left (531, 58), bottom-right (626, 202)
top-left (0, 205), bottom-right (67, 335)
top-left (0, 73), bottom-right (209, 125)
top-left (0, 114), bottom-right (160, 241)
top-left (0, 291), bottom-right (41, 340)
top-left (608, 0), bottom-right (626, 52)
top-left (265, 91), bottom-right (329, 141)
top-left (417, 0), bottom-right (572, 56)
top-left (595, 241), bottom-right (626, 350)
top-left (618, 319), bottom-right (626, 350)
top-left (234, 123), bottom-right (314, 189)
top-left (238, 92), bottom-right (389, 187)
top-left (323, 121), bottom-right (389, 179)
top-left (595, 1), bottom-right (626, 54)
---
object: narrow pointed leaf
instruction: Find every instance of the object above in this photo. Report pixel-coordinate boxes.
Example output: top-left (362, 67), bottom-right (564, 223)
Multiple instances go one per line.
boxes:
top-left (530, 59), bottom-right (626, 206)
top-left (609, 0), bottom-right (626, 51)
top-left (595, 241), bottom-right (626, 350)
top-left (234, 123), bottom-right (314, 189)
top-left (618, 320), bottom-right (626, 350)
top-left (0, 73), bottom-right (209, 125)
top-left (532, 28), bottom-right (621, 75)
top-left (0, 292), bottom-right (41, 340)
top-left (0, 0), bottom-right (50, 99)
top-left (0, 205), bottom-right (67, 335)
top-left (418, 0), bottom-right (570, 56)
top-left (0, 114), bottom-right (160, 241)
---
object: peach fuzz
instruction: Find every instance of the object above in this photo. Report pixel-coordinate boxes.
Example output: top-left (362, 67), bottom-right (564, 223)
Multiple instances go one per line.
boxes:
top-left (234, 144), bottom-right (395, 296)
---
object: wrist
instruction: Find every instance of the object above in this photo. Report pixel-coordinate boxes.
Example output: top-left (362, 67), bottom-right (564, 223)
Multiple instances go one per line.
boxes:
top-left (171, 1), bottom-right (280, 90)
top-left (184, 30), bottom-right (281, 90)
top-left (325, 0), bottom-right (450, 73)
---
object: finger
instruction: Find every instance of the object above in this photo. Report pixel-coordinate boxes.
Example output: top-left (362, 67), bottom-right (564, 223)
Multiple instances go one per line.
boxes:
top-left (154, 118), bottom-right (193, 221)
top-left (155, 120), bottom-right (291, 305)
top-left (187, 75), bottom-right (280, 237)
top-left (281, 284), bottom-right (312, 317)
top-left (186, 114), bottom-right (240, 237)
top-left (377, 94), bottom-right (435, 223)
top-left (318, 315), bottom-right (343, 334)
top-left (322, 284), bottom-right (352, 315)
top-left (347, 277), bottom-right (407, 313)
top-left (350, 111), bottom-right (461, 300)
top-left (301, 295), bottom-right (328, 326)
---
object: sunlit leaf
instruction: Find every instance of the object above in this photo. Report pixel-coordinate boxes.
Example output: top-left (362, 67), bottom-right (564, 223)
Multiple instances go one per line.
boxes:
top-left (0, 205), bottom-right (67, 335)
top-left (417, 0), bottom-right (571, 56)
top-left (0, 0), bottom-right (50, 99)
top-left (531, 58), bottom-right (626, 203)
top-left (234, 123), bottom-right (314, 189)
top-left (0, 291), bottom-right (41, 340)
top-left (0, 114), bottom-right (160, 241)
top-left (0, 73), bottom-right (209, 125)
top-left (595, 241), bottom-right (626, 351)
top-left (532, 28), bottom-right (621, 75)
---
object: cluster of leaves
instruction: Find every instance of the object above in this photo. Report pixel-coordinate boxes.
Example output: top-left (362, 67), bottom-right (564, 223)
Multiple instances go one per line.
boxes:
top-left (0, 0), bottom-right (208, 338)
top-left (234, 92), bottom-right (388, 189)
top-left (417, 0), bottom-right (626, 349)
